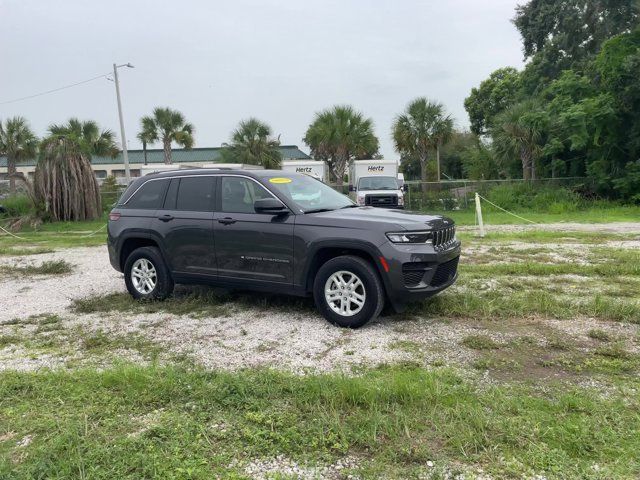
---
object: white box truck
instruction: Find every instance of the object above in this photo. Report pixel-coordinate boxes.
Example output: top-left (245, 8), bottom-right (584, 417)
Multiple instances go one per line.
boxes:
top-left (348, 159), bottom-right (405, 209)
top-left (281, 160), bottom-right (328, 183)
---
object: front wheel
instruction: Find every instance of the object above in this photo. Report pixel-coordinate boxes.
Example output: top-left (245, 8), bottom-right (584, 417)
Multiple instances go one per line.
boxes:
top-left (313, 255), bottom-right (385, 328)
top-left (124, 246), bottom-right (174, 300)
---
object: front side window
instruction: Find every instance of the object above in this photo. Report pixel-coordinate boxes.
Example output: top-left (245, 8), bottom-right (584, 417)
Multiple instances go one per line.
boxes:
top-left (125, 179), bottom-right (168, 209)
top-left (175, 176), bottom-right (214, 211)
top-left (221, 177), bottom-right (272, 213)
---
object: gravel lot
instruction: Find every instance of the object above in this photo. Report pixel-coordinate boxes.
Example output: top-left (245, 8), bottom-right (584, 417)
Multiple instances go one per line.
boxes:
top-left (1, 220), bottom-right (639, 374)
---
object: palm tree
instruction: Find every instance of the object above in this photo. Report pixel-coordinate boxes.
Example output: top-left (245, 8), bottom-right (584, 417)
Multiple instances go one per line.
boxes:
top-left (139, 107), bottom-right (194, 164)
top-left (303, 106), bottom-right (379, 185)
top-left (220, 118), bottom-right (282, 169)
top-left (47, 118), bottom-right (119, 157)
top-left (0, 117), bottom-right (38, 192)
top-left (36, 136), bottom-right (102, 221)
top-left (137, 116), bottom-right (157, 166)
top-left (392, 98), bottom-right (454, 190)
top-left (491, 101), bottom-right (546, 180)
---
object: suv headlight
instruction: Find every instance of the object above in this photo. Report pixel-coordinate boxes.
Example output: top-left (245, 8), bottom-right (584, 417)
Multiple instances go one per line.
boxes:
top-left (397, 193), bottom-right (404, 206)
top-left (357, 194), bottom-right (365, 205)
top-left (386, 231), bottom-right (431, 243)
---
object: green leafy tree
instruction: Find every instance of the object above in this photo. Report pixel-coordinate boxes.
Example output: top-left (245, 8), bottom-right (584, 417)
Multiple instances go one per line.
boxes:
top-left (303, 106), bottom-right (379, 185)
top-left (464, 67), bottom-right (522, 135)
top-left (136, 116), bottom-right (157, 166)
top-left (514, 0), bottom-right (638, 61)
top-left (47, 118), bottom-right (118, 157)
top-left (392, 98), bottom-right (454, 190)
top-left (461, 141), bottom-right (501, 180)
top-left (220, 118), bottom-right (282, 169)
top-left (491, 101), bottom-right (548, 180)
top-left (140, 107), bottom-right (194, 164)
top-left (0, 117), bottom-right (38, 192)
top-left (515, 0), bottom-right (639, 91)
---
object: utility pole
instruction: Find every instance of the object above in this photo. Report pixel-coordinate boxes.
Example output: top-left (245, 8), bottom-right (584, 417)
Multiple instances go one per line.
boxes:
top-left (113, 63), bottom-right (134, 183)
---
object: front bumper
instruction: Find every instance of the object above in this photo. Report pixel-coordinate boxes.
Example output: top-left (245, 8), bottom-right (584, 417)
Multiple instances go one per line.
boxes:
top-left (378, 240), bottom-right (461, 307)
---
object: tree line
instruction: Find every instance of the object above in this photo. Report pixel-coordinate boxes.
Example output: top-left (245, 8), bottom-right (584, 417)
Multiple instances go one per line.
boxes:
top-left (1, 100), bottom-right (457, 192)
top-left (3, 0), bottom-right (639, 208)
top-left (463, 0), bottom-right (640, 201)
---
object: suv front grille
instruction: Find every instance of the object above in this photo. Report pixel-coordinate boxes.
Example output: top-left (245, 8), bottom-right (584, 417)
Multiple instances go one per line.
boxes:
top-left (365, 194), bottom-right (398, 207)
top-left (432, 226), bottom-right (456, 249)
top-left (430, 256), bottom-right (459, 287)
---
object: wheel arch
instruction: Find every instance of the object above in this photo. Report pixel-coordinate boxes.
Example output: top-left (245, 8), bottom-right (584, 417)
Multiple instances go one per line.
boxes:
top-left (118, 233), bottom-right (165, 271)
top-left (302, 240), bottom-right (389, 295)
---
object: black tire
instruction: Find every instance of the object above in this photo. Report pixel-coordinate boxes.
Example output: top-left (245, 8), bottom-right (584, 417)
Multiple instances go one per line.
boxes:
top-left (124, 246), bottom-right (174, 300)
top-left (313, 255), bottom-right (385, 328)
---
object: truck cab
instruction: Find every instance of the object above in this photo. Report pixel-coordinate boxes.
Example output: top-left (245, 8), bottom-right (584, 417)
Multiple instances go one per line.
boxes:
top-left (349, 159), bottom-right (405, 209)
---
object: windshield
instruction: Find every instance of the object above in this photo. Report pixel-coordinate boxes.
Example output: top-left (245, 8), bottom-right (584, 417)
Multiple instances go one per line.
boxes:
top-left (264, 174), bottom-right (354, 213)
top-left (358, 176), bottom-right (399, 191)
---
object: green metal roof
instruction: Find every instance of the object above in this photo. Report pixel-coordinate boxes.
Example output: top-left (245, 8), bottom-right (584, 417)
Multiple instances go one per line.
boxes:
top-left (0, 145), bottom-right (310, 168)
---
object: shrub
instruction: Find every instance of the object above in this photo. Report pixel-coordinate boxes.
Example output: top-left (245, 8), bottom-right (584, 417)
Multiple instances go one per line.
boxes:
top-left (484, 182), bottom-right (582, 212)
top-left (0, 194), bottom-right (34, 217)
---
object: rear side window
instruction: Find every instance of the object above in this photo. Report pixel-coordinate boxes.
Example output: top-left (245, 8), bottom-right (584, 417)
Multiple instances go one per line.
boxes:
top-left (175, 176), bottom-right (214, 211)
top-left (125, 179), bottom-right (168, 209)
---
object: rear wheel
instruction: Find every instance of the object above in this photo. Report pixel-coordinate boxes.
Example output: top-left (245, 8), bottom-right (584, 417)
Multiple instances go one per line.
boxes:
top-left (124, 246), bottom-right (174, 300)
top-left (313, 255), bottom-right (384, 328)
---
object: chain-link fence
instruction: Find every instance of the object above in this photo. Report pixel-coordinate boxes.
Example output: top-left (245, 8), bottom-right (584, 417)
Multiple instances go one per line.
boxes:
top-left (329, 177), bottom-right (592, 212)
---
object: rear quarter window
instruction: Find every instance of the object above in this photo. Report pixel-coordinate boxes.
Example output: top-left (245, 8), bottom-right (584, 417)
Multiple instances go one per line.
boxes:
top-left (123, 179), bottom-right (169, 209)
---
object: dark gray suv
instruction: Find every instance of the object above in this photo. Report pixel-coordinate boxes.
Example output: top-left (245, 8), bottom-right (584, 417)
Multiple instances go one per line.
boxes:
top-left (107, 169), bottom-right (460, 328)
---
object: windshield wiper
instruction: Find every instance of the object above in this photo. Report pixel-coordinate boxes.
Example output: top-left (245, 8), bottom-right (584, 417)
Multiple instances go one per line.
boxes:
top-left (304, 208), bottom-right (335, 214)
top-left (340, 204), bottom-right (358, 209)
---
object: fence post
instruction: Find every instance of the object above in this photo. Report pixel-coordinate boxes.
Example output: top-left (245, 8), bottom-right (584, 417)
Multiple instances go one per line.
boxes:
top-left (475, 192), bottom-right (485, 237)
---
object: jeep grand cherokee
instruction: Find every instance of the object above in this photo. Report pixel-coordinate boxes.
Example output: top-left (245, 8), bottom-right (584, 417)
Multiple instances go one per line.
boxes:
top-left (107, 169), bottom-right (460, 328)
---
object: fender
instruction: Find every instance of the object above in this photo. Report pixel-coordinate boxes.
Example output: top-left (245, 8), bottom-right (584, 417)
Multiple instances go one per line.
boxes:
top-left (115, 229), bottom-right (171, 271)
top-left (298, 238), bottom-right (392, 294)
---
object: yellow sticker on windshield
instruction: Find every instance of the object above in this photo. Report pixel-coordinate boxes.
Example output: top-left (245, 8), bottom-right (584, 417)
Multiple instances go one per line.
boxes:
top-left (269, 177), bottom-right (292, 184)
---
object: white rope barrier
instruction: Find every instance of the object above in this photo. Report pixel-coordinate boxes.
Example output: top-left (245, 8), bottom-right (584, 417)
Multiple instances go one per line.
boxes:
top-left (0, 224), bottom-right (28, 240)
top-left (477, 194), bottom-right (537, 224)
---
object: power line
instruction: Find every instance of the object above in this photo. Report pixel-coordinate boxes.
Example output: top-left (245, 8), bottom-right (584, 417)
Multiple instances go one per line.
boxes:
top-left (0, 72), bottom-right (111, 106)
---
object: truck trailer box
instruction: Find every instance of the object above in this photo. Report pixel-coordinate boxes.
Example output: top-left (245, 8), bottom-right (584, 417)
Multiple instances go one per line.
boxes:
top-left (281, 160), bottom-right (328, 183)
top-left (348, 159), bottom-right (404, 209)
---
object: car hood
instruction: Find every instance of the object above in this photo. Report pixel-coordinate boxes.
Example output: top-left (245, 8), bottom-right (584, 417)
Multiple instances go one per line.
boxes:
top-left (297, 207), bottom-right (453, 231)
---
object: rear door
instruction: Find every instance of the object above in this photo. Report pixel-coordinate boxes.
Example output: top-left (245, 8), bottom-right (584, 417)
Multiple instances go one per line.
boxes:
top-left (153, 175), bottom-right (216, 277)
top-left (213, 175), bottom-right (294, 284)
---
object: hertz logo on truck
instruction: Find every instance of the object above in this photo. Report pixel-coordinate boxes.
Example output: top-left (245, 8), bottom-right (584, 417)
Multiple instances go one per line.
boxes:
top-left (367, 166), bottom-right (385, 172)
top-left (295, 167), bottom-right (313, 173)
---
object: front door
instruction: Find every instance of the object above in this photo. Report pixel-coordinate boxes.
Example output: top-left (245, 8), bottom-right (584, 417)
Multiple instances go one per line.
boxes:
top-left (153, 175), bottom-right (216, 277)
top-left (213, 175), bottom-right (294, 284)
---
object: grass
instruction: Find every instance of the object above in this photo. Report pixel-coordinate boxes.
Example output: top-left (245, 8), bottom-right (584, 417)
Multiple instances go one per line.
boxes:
top-left (460, 334), bottom-right (500, 350)
top-left (0, 259), bottom-right (73, 276)
top-left (434, 204), bottom-right (640, 226)
top-left (588, 329), bottom-right (614, 342)
top-left (0, 213), bottom-right (108, 252)
top-left (70, 287), bottom-right (314, 318)
top-left (1, 364), bottom-right (639, 479)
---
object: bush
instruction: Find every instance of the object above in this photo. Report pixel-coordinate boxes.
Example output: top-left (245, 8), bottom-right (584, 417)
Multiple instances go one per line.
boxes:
top-left (484, 183), bottom-right (582, 212)
top-left (101, 175), bottom-right (122, 211)
top-left (0, 194), bottom-right (34, 218)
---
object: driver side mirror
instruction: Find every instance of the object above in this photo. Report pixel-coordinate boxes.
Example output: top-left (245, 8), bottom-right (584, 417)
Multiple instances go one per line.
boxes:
top-left (348, 185), bottom-right (355, 192)
top-left (254, 198), bottom-right (288, 215)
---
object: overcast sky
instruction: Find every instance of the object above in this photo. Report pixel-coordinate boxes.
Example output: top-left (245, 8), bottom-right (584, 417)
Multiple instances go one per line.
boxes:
top-left (0, 0), bottom-right (525, 159)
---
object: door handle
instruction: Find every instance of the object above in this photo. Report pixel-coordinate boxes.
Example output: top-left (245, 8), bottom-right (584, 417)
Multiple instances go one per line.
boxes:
top-left (218, 217), bottom-right (236, 225)
top-left (158, 214), bottom-right (174, 222)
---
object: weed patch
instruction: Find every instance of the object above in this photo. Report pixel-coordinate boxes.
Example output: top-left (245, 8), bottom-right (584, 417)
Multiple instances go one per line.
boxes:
top-left (0, 259), bottom-right (73, 276)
